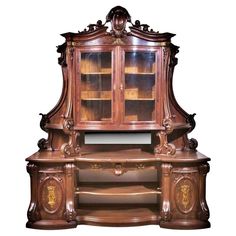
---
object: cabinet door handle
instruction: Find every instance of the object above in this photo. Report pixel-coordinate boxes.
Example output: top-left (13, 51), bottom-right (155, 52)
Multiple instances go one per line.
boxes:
top-left (119, 84), bottom-right (124, 91)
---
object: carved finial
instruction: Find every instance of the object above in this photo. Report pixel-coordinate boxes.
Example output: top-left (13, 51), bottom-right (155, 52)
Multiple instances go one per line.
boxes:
top-left (106, 6), bottom-right (131, 37)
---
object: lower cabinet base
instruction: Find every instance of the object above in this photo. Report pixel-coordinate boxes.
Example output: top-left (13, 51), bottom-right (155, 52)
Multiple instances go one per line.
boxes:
top-left (26, 150), bottom-right (210, 230)
top-left (26, 220), bottom-right (77, 230)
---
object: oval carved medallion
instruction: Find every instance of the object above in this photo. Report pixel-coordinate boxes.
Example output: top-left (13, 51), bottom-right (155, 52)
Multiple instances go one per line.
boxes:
top-left (40, 177), bottom-right (63, 214)
top-left (175, 178), bottom-right (195, 214)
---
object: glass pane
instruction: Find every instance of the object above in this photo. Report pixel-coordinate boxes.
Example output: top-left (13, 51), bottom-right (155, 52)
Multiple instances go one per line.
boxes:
top-left (124, 51), bottom-right (156, 122)
top-left (80, 52), bottom-right (112, 121)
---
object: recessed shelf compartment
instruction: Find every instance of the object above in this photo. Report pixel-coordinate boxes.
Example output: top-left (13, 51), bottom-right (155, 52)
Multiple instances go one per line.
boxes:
top-left (75, 182), bottom-right (161, 196)
top-left (76, 204), bottom-right (160, 225)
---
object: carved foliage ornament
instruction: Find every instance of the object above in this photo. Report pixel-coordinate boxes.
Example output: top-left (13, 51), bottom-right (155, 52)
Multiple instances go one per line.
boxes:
top-left (78, 6), bottom-right (159, 38)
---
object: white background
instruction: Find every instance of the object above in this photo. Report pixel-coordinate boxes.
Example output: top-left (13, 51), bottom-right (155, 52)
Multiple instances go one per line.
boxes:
top-left (0, 0), bottom-right (235, 235)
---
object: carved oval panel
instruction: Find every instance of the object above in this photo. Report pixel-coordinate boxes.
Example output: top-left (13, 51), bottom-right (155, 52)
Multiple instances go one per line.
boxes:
top-left (175, 178), bottom-right (195, 214)
top-left (40, 177), bottom-right (63, 214)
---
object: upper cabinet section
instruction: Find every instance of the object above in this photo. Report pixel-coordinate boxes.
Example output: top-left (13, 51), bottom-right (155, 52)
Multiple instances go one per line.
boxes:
top-left (46, 6), bottom-right (193, 134)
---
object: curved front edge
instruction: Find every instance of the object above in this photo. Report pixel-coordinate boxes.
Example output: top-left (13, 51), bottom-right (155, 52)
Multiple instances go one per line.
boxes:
top-left (26, 161), bottom-right (77, 230)
top-left (160, 159), bottom-right (210, 229)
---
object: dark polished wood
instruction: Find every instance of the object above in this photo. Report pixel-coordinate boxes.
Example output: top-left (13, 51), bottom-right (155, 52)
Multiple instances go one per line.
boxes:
top-left (26, 6), bottom-right (210, 230)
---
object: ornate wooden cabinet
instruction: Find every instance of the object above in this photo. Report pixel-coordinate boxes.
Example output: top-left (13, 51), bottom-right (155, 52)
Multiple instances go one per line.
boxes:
top-left (26, 6), bottom-right (210, 230)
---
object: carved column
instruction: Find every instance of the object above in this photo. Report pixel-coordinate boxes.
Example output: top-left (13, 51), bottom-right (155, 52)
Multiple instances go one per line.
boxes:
top-left (198, 163), bottom-right (210, 221)
top-left (26, 163), bottom-right (41, 224)
top-left (160, 163), bottom-right (172, 222)
top-left (64, 163), bottom-right (76, 222)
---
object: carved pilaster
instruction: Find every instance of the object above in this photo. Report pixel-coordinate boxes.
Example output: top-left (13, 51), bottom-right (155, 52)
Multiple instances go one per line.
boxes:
top-left (27, 163), bottom-right (41, 222)
top-left (64, 163), bottom-right (76, 222)
top-left (198, 163), bottom-right (210, 221)
top-left (161, 163), bottom-right (173, 222)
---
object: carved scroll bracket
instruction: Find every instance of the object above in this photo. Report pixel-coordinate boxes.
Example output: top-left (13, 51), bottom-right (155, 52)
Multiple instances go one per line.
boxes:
top-left (61, 118), bottom-right (80, 157)
top-left (155, 117), bottom-right (176, 156)
top-left (155, 131), bottom-right (176, 156)
top-left (185, 113), bottom-right (198, 151)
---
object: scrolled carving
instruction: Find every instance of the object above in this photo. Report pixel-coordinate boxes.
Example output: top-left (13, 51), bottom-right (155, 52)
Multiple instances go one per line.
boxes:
top-left (39, 113), bottom-right (49, 132)
top-left (188, 138), bottom-right (198, 151)
top-left (106, 6), bottom-right (130, 37)
top-left (169, 43), bottom-right (179, 67)
top-left (57, 42), bottom-right (67, 67)
top-left (26, 163), bottom-right (37, 175)
top-left (63, 118), bottom-right (74, 133)
top-left (61, 131), bottom-right (80, 157)
top-left (131, 20), bottom-right (157, 33)
top-left (155, 131), bottom-right (176, 155)
top-left (199, 163), bottom-right (210, 175)
top-left (163, 117), bottom-right (174, 134)
top-left (37, 138), bottom-right (49, 150)
top-left (186, 113), bottom-right (196, 133)
top-left (81, 20), bottom-right (105, 34)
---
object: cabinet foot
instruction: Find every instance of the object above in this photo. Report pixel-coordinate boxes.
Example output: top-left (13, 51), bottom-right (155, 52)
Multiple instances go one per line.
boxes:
top-left (160, 219), bottom-right (210, 229)
top-left (26, 220), bottom-right (77, 230)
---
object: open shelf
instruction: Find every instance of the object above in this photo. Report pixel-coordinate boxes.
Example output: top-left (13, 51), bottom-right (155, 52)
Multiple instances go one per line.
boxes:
top-left (81, 72), bottom-right (111, 75)
top-left (125, 98), bottom-right (155, 101)
top-left (75, 182), bottom-right (161, 196)
top-left (77, 149), bottom-right (156, 162)
top-left (125, 72), bottom-right (155, 75)
top-left (76, 204), bottom-right (160, 225)
top-left (81, 98), bottom-right (112, 101)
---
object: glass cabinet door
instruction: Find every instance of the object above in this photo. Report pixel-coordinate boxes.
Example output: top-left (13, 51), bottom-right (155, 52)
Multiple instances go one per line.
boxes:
top-left (79, 51), bottom-right (113, 122)
top-left (123, 50), bottom-right (158, 122)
